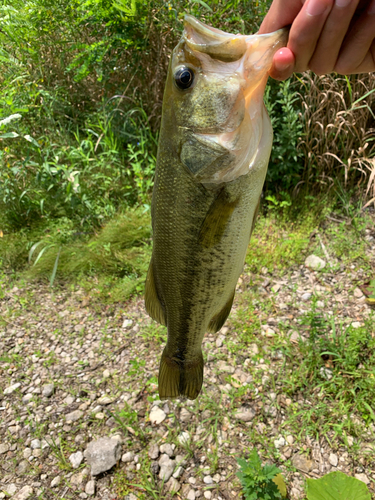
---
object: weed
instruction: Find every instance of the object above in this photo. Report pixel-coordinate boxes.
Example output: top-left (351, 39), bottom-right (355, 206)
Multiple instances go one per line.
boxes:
top-left (237, 448), bottom-right (285, 499)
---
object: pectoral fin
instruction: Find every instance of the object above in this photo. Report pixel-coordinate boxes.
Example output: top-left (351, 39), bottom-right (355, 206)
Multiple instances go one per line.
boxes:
top-left (145, 258), bottom-right (167, 326)
top-left (199, 188), bottom-right (239, 248)
top-left (208, 290), bottom-right (235, 333)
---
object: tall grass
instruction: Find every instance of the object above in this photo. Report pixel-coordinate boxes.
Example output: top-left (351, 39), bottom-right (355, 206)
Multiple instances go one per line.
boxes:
top-left (297, 72), bottom-right (375, 202)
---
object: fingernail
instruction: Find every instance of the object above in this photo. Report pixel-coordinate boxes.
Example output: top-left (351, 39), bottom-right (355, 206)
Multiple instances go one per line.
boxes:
top-left (335, 0), bottom-right (351, 7)
top-left (306, 0), bottom-right (329, 16)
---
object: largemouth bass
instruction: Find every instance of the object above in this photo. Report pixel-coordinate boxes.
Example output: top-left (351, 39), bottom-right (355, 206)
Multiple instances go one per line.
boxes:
top-left (145, 15), bottom-right (287, 400)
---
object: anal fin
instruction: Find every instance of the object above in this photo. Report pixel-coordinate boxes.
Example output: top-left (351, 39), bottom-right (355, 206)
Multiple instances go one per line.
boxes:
top-left (207, 290), bottom-right (235, 333)
top-left (144, 258), bottom-right (167, 326)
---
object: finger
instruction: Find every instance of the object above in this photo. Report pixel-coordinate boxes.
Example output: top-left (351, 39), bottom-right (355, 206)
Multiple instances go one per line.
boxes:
top-left (268, 48), bottom-right (296, 80)
top-left (287, 0), bottom-right (335, 72)
top-left (335, 1), bottom-right (375, 73)
top-left (259, 0), bottom-right (304, 34)
top-left (308, 0), bottom-right (361, 74)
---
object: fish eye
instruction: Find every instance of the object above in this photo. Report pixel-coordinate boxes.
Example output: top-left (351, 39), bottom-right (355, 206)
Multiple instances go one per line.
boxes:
top-left (174, 67), bottom-right (194, 90)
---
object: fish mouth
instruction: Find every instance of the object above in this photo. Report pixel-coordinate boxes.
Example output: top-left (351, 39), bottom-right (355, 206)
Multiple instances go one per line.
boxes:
top-left (184, 15), bottom-right (288, 64)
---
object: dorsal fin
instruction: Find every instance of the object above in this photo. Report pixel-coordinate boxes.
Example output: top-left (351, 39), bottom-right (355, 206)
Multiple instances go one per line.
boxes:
top-left (144, 258), bottom-right (167, 326)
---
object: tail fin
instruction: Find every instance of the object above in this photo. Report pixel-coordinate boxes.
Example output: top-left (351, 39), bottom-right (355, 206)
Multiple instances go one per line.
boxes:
top-left (158, 348), bottom-right (204, 400)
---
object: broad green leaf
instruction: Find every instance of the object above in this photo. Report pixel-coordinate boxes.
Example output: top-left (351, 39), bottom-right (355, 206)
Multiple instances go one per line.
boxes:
top-left (273, 473), bottom-right (287, 498)
top-left (23, 134), bottom-right (40, 148)
top-left (306, 472), bottom-right (371, 500)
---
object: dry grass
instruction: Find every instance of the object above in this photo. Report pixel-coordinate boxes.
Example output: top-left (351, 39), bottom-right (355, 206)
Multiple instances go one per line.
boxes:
top-left (297, 72), bottom-right (375, 204)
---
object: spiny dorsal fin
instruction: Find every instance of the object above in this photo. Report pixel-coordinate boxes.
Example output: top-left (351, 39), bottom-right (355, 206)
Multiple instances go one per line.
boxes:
top-left (207, 290), bottom-right (235, 333)
top-left (198, 188), bottom-right (239, 248)
top-left (144, 258), bottom-right (167, 326)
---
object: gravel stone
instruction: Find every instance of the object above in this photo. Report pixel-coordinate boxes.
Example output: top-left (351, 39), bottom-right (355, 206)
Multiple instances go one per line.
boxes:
top-left (149, 406), bottom-right (166, 425)
top-left (4, 383), bottom-right (21, 395)
top-left (160, 443), bottom-right (174, 457)
top-left (66, 410), bottom-right (83, 422)
top-left (42, 383), bottom-right (55, 397)
top-left (274, 437), bottom-right (286, 449)
top-left (235, 408), bottom-right (256, 422)
top-left (85, 479), bottom-right (95, 496)
top-left (355, 473), bottom-right (370, 485)
top-left (180, 408), bottom-right (192, 423)
top-left (166, 477), bottom-right (180, 493)
top-left (178, 431), bottom-right (190, 445)
top-left (85, 437), bottom-right (122, 475)
top-left (148, 444), bottom-right (159, 460)
top-left (51, 476), bottom-right (61, 487)
top-left (204, 491), bottom-right (212, 499)
top-left (328, 453), bottom-right (338, 467)
top-left (159, 457), bottom-right (176, 481)
top-left (187, 489), bottom-right (196, 500)
top-left (70, 450), bottom-right (84, 469)
top-left (30, 439), bottom-right (41, 449)
top-left (121, 451), bottom-right (134, 463)
top-left (13, 486), bottom-right (33, 500)
top-left (0, 443), bottom-right (9, 454)
top-left (305, 254), bottom-right (326, 270)
top-left (292, 454), bottom-right (313, 472)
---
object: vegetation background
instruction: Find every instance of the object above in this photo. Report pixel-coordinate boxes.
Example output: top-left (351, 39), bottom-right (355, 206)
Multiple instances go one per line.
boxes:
top-left (0, 0), bottom-right (374, 292)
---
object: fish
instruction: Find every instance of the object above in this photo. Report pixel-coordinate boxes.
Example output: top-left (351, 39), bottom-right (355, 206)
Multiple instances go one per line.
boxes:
top-left (145, 15), bottom-right (288, 400)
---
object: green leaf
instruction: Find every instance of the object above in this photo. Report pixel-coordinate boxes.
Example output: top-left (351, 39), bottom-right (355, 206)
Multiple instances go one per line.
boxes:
top-left (273, 474), bottom-right (287, 498)
top-left (0, 131), bottom-right (19, 139)
top-left (306, 472), bottom-right (371, 500)
top-left (190, 0), bottom-right (213, 11)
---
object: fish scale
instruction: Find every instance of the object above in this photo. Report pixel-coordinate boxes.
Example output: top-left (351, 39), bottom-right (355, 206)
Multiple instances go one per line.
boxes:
top-left (145, 15), bottom-right (288, 400)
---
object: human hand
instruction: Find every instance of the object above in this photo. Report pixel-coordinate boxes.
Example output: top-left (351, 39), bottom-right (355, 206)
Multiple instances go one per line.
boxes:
top-left (259, 0), bottom-right (375, 79)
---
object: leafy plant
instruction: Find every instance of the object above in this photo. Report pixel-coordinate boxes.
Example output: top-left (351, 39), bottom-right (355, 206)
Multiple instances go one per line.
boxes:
top-left (237, 449), bottom-right (286, 500)
top-left (306, 471), bottom-right (371, 500)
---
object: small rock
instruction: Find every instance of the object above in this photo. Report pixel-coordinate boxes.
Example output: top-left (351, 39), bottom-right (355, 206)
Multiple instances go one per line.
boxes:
top-left (4, 484), bottom-right (17, 496)
top-left (149, 406), bottom-right (166, 425)
top-left (216, 336), bottom-right (224, 348)
top-left (13, 486), bottom-right (33, 500)
top-left (22, 394), bottom-right (33, 404)
top-left (97, 396), bottom-right (114, 405)
top-left (274, 437), bottom-right (286, 449)
top-left (85, 437), bottom-right (122, 476)
top-left (178, 432), bottom-right (190, 445)
top-left (159, 457), bottom-right (175, 481)
top-left (351, 321), bottom-right (361, 329)
top-left (354, 288), bottom-right (364, 298)
top-left (329, 453), bottom-right (338, 467)
top-left (180, 408), bottom-right (192, 423)
top-left (0, 443), bottom-right (9, 454)
top-left (51, 476), bottom-right (61, 488)
top-left (17, 460), bottom-right (29, 474)
top-left (160, 443), bottom-right (174, 457)
top-left (166, 477), bottom-right (181, 493)
top-left (42, 383), bottom-right (55, 397)
top-left (150, 461), bottom-right (160, 475)
top-left (70, 469), bottom-right (88, 486)
top-left (148, 444), bottom-right (160, 460)
top-left (249, 343), bottom-right (259, 355)
top-left (235, 408), bottom-right (256, 422)
top-left (23, 448), bottom-right (32, 459)
top-left (66, 410), bottom-right (83, 422)
top-left (292, 454), bottom-right (313, 472)
top-left (355, 473), bottom-right (370, 485)
top-left (204, 491), bottom-right (212, 500)
top-left (122, 319), bottom-right (133, 328)
top-left (70, 451), bottom-right (84, 469)
top-left (85, 479), bottom-right (95, 496)
top-left (4, 383), bottom-right (21, 395)
top-left (203, 475), bottom-right (213, 484)
top-left (347, 436), bottom-right (354, 446)
top-left (173, 466), bottom-right (184, 479)
top-left (102, 369), bottom-right (111, 379)
top-left (286, 435), bottom-right (294, 446)
top-left (30, 439), bottom-right (41, 449)
top-left (301, 292), bottom-right (312, 301)
top-left (122, 451), bottom-right (134, 463)
top-left (187, 489), bottom-right (196, 500)
top-left (305, 255), bottom-right (326, 270)
top-left (320, 367), bottom-right (333, 380)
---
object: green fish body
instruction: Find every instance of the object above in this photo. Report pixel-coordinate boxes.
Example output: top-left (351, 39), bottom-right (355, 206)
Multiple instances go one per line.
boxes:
top-left (145, 16), bottom-right (288, 400)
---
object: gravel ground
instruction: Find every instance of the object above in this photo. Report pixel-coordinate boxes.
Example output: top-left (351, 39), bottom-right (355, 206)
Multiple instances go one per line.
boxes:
top-left (1, 222), bottom-right (375, 500)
